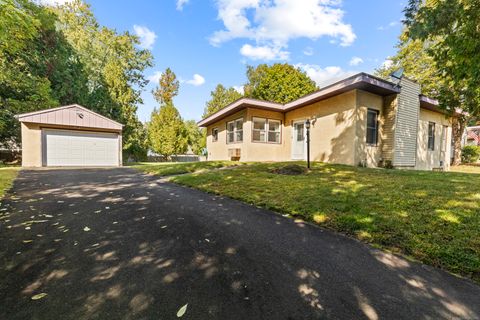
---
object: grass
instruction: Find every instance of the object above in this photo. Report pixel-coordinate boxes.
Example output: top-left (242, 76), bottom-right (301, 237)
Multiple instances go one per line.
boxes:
top-left (130, 161), bottom-right (241, 177)
top-left (170, 162), bottom-right (480, 283)
top-left (450, 165), bottom-right (480, 174)
top-left (0, 166), bottom-right (20, 199)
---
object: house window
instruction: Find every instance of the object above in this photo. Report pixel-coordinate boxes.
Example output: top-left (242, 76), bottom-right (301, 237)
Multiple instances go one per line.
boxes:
top-left (226, 118), bottom-right (243, 143)
top-left (428, 122), bottom-right (435, 151)
top-left (252, 117), bottom-right (267, 142)
top-left (366, 109), bottom-right (379, 145)
top-left (252, 117), bottom-right (281, 143)
top-left (212, 128), bottom-right (218, 142)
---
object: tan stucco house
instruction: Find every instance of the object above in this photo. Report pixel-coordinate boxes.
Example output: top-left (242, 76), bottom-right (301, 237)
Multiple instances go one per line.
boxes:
top-left (17, 105), bottom-right (123, 167)
top-left (198, 73), bottom-right (454, 171)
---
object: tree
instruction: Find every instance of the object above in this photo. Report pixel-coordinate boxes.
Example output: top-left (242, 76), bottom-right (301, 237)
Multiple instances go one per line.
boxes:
top-left (400, 0), bottom-right (480, 165)
top-left (152, 68), bottom-right (179, 105)
top-left (203, 84), bottom-right (242, 118)
top-left (148, 68), bottom-right (187, 159)
top-left (148, 106), bottom-right (187, 159)
top-left (53, 0), bottom-right (153, 160)
top-left (184, 120), bottom-right (206, 155)
top-left (244, 63), bottom-right (317, 104)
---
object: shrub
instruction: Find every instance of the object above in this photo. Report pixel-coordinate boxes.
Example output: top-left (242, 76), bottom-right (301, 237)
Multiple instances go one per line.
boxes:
top-left (461, 145), bottom-right (480, 163)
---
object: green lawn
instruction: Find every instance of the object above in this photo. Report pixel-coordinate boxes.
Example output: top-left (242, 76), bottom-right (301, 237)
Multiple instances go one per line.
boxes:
top-left (170, 162), bottom-right (480, 282)
top-left (130, 161), bottom-right (241, 177)
top-left (451, 165), bottom-right (480, 174)
top-left (0, 167), bottom-right (20, 199)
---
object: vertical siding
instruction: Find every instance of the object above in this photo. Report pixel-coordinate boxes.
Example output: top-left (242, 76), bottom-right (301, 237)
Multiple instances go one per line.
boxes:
top-left (393, 78), bottom-right (421, 167)
top-left (381, 94), bottom-right (397, 161)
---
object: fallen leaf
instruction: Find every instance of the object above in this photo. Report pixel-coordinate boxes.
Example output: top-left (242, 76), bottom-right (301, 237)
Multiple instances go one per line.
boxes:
top-left (176, 304), bottom-right (188, 317)
top-left (31, 293), bottom-right (48, 300)
top-left (83, 227), bottom-right (91, 232)
top-left (22, 240), bottom-right (33, 243)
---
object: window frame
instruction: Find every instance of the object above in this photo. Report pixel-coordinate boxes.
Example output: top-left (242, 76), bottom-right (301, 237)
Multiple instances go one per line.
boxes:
top-left (428, 122), bottom-right (435, 151)
top-left (226, 118), bottom-right (243, 144)
top-left (211, 127), bottom-right (219, 142)
top-left (366, 108), bottom-right (379, 146)
top-left (251, 117), bottom-right (282, 144)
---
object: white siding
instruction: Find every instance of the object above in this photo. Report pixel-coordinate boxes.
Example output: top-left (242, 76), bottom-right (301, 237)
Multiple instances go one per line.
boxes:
top-left (393, 78), bottom-right (421, 167)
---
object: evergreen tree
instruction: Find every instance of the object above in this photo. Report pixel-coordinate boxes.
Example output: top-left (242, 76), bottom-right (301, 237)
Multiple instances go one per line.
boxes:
top-left (203, 84), bottom-right (242, 118)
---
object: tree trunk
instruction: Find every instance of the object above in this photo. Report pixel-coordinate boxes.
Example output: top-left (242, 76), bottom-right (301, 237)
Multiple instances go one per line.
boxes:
top-left (451, 116), bottom-right (466, 166)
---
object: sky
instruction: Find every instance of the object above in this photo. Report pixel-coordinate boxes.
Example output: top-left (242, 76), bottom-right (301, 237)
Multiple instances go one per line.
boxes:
top-left (41, 0), bottom-right (406, 123)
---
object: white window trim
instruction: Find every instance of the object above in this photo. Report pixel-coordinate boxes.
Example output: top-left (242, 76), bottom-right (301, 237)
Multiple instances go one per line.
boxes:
top-left (226, 118), bottom-right (243, 144)
top-left (252, 117), bottom-right (282, 144)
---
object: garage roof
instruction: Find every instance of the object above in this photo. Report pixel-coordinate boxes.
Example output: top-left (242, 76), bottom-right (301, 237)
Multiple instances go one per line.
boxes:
top-left (16, 104), bottom-right (123, 131)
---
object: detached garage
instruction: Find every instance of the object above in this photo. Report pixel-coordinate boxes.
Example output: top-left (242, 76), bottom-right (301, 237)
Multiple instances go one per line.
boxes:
top-left (17, 105), bottom-right (123, 167)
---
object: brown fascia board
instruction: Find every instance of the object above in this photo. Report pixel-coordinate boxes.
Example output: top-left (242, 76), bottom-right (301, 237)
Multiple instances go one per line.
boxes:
top-left (197, 73), bottom-right (400, 127)
top-left (197, 98), bottom-right (283, 127)
top-left (419, 95), bottom-right (458, 116)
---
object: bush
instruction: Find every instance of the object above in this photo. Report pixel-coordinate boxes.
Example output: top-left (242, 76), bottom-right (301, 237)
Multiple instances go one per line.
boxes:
top-left (461, 145), bottom-right (480, 163)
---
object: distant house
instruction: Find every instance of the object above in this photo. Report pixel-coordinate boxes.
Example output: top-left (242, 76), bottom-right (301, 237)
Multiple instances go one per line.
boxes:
top-left (198, 73), bottom-right (455, 171)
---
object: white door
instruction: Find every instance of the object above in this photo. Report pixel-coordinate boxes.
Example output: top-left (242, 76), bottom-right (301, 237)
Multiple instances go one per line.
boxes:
top-left (292, 121), bottom-right (305, 160)
top-left (43, 130), bottom-right (119, 166)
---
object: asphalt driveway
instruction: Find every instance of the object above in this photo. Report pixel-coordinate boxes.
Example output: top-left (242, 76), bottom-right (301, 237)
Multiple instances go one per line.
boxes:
top-left (0, 168), bottom-right (479, 320)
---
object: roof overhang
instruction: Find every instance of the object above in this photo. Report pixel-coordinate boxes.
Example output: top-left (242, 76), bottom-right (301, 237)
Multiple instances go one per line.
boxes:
top-left (197, 72), bottom-right (400, 127)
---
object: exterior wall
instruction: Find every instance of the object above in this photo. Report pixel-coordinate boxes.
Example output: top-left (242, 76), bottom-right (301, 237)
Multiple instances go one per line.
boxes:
top-left (206, 109), bottom-right (246, 161)
top-left (355, 90), bottom-right (384, 167)
top-left (416, 109), bottom-right (452, 171)
top-left (21, 123), bottom-right (42, 167)
top-left (284, 90), bottom-right (357, 165)
top-left (393, 78), bottom-right (421, 167)
top-left (381, 94), bottom-right (398, 163)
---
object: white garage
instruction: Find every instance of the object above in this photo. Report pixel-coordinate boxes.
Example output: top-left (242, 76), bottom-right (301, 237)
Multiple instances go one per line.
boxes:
top-left (17, 105), bottom-right (123, 167)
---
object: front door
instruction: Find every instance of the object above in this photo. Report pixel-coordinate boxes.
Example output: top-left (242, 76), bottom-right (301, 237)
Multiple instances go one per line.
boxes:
top-left (292, 121), bottom-right (305, 160)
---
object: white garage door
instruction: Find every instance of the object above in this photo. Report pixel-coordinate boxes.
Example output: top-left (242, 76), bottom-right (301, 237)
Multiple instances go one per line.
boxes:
top-left (43, 130), bottom-right (119, 166)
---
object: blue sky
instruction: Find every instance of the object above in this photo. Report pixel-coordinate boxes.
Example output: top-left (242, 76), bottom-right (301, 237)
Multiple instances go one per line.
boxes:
top-left (45, 0), bottom-right (406, 122)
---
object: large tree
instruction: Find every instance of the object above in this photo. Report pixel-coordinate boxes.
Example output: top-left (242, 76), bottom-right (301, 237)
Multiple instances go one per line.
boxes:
top-left (203, 84), bottom-right (242, 118)
top-left (244, 63), bottom-right (317, 104)
top-left (184, 120), bottom-right (206, 155)
top-left (397, 0), bottom-right (480, 165)
top-left (148, 68), bottom-right (187, 159)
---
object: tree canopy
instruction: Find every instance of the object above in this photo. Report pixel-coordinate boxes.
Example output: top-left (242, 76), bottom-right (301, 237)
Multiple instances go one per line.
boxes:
top-left (152, 68), bottom-right (179, 106)
top-left (0, 0), bottom-right (152, 160)
top-left (244, 63), bottom-right (317, 104)
top-left (376, 0), bottom-right (480, 164)
top-left (203, 84), bottom-right (243, 118)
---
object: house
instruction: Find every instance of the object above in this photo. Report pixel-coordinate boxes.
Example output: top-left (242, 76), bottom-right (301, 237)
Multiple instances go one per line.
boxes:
top-left (198, 73), bottom-right (454, 171)
top-left (16, 105), bottom-right (123, 167)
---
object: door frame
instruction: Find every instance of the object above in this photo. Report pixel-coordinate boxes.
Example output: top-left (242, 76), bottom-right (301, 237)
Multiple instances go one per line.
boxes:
top-left (291, 120), bottom-right (307, 160)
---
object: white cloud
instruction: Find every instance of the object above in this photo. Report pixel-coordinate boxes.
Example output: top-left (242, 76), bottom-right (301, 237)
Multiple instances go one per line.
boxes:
top-left (296, 63), bottom-right (356, 87)
top-left (303, 47), bottom-right (314, 56)
top-left (382, 59), bottom-right (394, 69)
top-left (185, 74), bottom-right (206, 86)
top-left (349, 56), bottom-right (364, 66)
top-left (147, 71), bottom-right (163, 84)
top-left (210, 0), bottom-right (356, 61)
top-left (233, 85), bottom-right (245, 95)
top-left (35, 0), bottom-right (73, 6)
top-left (133, 25), bottom-right (157, 50)
top-left (240, 44), bottom-right (289, 61)
top-left (176, 0), bottom-right (189, 10)
top-left (378, 21), bottom-right (399, 31)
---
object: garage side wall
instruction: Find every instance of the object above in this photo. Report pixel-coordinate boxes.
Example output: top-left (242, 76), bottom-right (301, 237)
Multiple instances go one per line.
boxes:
top-left (21, 123), bottom-right (42, 167)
